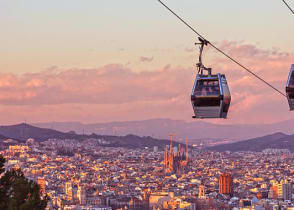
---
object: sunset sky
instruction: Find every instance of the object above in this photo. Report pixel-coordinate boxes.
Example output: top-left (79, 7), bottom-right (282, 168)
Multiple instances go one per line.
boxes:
top-left (0, 0), bottom-right (294, 125)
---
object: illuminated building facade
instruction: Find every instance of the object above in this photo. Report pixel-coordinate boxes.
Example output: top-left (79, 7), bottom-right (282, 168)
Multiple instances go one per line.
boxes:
top-left (218, 172), bottom-right (233, 195)
top-left (37, 177), bottom-right (46, 194)
top-left (65, 182), bottom-right (73, 201)
top-left (198, 185), bottom-right (206, 198)
top-left (270, 179), bottom-right (292, 200)
top-left (77, 184), bottom-right (86, 205)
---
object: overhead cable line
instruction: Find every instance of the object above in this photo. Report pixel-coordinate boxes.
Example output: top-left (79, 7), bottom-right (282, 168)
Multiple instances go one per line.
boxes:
top-left (157, 0), bottom-right (287, 98)
top-left (282, 0), bottom-right (294, 14)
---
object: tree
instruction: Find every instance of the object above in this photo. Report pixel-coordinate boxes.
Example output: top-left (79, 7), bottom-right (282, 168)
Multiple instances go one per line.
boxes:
top-left (0, 155), bottom-right (48, 210)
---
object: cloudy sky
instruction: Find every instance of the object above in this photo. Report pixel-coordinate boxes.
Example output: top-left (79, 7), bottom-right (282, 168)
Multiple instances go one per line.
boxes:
top-left (0, 0), bottom-right (293, 124)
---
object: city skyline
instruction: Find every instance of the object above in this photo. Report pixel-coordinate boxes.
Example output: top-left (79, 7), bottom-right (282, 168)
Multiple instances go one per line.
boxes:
top-left (3, 137), bottom-right (294, 209)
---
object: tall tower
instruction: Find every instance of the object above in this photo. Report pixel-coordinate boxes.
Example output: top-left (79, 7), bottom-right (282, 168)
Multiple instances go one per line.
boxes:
top-left (164, 145), bottom-right (168, 169)
top-left (282, 183), bottom-right (292, 200)
top-left (169, 134), bottom-right (174, 154)
top-left (178, 144), bottom-right (181, 156)
top-left (185, 139), bottom-right (189, 162)
top-left (219, 173), bottom-right (233, 196)
top-left (168, 134), bottom-right (175, 172)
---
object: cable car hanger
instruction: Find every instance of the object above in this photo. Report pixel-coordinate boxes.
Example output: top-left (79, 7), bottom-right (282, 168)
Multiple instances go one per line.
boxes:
top-left (196, 37), bottom-right (211, 75)
top-left (157, 0), bottom-right (287, 98)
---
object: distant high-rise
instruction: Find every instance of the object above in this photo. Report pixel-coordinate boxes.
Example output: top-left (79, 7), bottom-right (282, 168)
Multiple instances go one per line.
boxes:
top-left (65, 182), bottom-right (73, 201)
top-left (282, 183), bottom-right (292, 200)
top-left (37, 177), bottom-right (46, 194)
top-left (219, 173), bottom-right (233, 195)
top-left (271, 179), bottom-right (291, 200)
top-left (270, 180), bottom-right (279, 199)
top-left (77, 184), bottom-right (86, 205)
top-left (278, 182), bottom-right (283, 199)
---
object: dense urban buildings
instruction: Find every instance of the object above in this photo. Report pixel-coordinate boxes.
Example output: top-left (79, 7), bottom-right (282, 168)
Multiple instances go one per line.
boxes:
top-left (2, 137), bottom-right (294, 209)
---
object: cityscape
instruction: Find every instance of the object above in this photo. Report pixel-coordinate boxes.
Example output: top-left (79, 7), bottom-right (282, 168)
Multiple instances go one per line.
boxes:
top-left (1, 125), bottom-right (294, 210)
top-left (1, 0), bottom-right (294, 210)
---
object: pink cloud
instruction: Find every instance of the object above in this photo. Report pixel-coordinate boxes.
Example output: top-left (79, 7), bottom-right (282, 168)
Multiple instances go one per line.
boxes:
top-left (0, 64), bottom-right (194, 106)
top-left (0, 41), bottom-right (293, 124)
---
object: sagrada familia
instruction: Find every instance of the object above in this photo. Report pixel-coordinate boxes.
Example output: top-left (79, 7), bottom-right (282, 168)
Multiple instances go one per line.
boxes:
top-left (163, 134), bottom-right (190, 174)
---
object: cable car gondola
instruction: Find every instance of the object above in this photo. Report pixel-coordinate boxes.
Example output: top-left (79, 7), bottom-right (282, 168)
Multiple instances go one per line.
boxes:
top-left (286, 64), bottom-right (294, 110)
top-left (191, 38), bottom-right (231, 119)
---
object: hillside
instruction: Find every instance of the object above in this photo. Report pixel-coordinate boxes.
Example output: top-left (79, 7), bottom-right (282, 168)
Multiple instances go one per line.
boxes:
top-left (0, 123), bottom-right (185, 150)
top-left (0, 123), bottom-right (81, 141)
top-left (206, 132), bottom-right (294, 152)
top-left (34, 118), bottom-right (294, 141)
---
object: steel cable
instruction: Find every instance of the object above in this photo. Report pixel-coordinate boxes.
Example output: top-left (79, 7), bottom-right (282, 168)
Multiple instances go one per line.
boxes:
top-left (158, 0), bottom-right (287, 98)
top-left (283, 0), bottom-right (294, 14)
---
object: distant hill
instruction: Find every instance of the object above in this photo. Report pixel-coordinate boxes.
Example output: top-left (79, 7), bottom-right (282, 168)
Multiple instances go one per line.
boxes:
top-left (34, 118), bottom-right (294, 141)
top-left (0, 134), bottom-right (12, 140)
top-left (0, 133), bottom-right (20, 147)
top-left (2, 123), bottom-right (294, 151)
top-left (206, 132), bottom-right (294, 152)
top-left (0, 123), bottom-right (185, 150)
top-left (0, 123), bottom-right (80, 142)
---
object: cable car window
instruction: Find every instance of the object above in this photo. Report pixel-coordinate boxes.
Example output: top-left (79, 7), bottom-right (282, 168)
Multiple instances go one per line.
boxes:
top-left (288, 89), bottom-right (294, 99)
top-left (289, 93), bottom-right (294, 99)
top-left (289, 72), bottom-right (294, 86)
top-left (195, 80), bottom-right (220, 96)
top-left (194, 98), bottom-right (221, 107)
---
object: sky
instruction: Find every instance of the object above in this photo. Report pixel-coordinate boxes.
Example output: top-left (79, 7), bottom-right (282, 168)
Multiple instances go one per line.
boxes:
top-left (0, 0), bottom-right (293, 125)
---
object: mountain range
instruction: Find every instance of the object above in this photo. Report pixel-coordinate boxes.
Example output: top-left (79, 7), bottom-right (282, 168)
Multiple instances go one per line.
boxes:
top-left (33, 118), bottom-right (294, 142)
top-left (0, 123), bottom-right (294, 152)
top-left (0, 123), bottom-right (184, 150)
top-left (207, 132), bottom-right (294, 152)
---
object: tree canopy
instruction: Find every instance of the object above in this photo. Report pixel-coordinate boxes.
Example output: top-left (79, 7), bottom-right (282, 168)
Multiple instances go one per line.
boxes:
top-left (0, 155), bottom-right (48, 210)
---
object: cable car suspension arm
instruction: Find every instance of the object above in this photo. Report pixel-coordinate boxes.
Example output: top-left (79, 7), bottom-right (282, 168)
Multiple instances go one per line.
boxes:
top-left (195, 37), bottom-right (211, 75)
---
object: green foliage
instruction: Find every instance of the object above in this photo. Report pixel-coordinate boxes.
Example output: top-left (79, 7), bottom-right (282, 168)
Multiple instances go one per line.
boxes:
top-left (0, 155), bottom-right (48, 210)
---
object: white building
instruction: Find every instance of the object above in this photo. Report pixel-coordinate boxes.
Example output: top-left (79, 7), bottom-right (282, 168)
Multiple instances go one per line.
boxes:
top-left (283, 183), bottom-right (292, 200)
